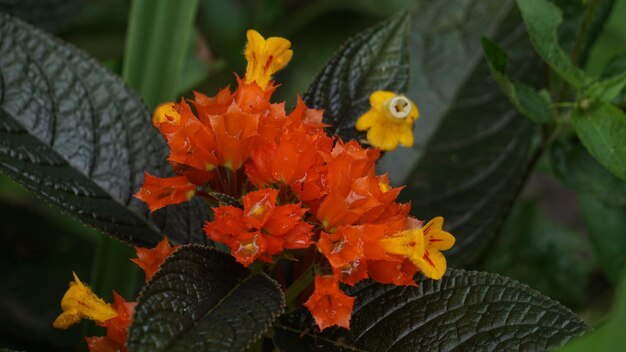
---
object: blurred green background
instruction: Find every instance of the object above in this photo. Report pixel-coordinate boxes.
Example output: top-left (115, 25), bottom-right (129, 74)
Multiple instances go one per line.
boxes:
top-left (1, 0), bottom-right (625, 350)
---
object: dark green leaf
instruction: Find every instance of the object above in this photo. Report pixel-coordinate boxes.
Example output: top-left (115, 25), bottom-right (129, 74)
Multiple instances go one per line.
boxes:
top-left (127, 245), bottom-right (285, 352)
top-left (0, 14), bottom-right (208, 246)
top-left (381, 1), bottom-right (539, 267)
top-left (275, 269), bottom-right (587, 351)
top-left (551, 141), bottom-right (626, 205)
top-left (579, 195), bottom-right (626, 284)
top-left (571, 102), bottom-right (626, 182)
top-left (482, 37), bottom-right (552, 124)
top-left (516, 0), bottom-right (587, 88)
top-left (304, 11), bottom-right (410, 142)
top-left (480, 201), bottom-right (592, 309)
top-left (0, 0), bottom-right (84, 32)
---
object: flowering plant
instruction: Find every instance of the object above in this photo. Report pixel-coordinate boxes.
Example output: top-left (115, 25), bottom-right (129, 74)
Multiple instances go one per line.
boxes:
top-left (2, 0), bottom-right (625, 351)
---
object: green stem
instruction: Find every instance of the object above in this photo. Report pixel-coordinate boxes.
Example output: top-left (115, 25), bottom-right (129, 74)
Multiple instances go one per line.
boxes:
top-left (284, 266), bottom-right (315, 308)
top-left (570, 0), bottom-right (601, 66)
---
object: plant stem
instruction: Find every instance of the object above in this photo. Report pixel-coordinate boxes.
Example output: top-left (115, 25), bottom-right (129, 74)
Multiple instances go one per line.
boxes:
top-left (570, 0), bottom-right (601, 66)
top-left (284, 266), bottom-right (315, 307)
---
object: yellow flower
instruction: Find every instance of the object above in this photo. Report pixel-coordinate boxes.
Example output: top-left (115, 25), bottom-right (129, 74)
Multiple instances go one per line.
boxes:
top-left (244, 29), bottom-right (293, 89)
top-left (356, 90), bottom-right (419, 151)
top-left (379, 217), bottom-right (455, 280)
top-left (53, 272), bottom-right (118, 329)
top-left (152, 102), bottom-right (181, 127)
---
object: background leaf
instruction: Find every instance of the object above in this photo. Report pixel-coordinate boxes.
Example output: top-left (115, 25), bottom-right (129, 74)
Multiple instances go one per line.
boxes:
top-left (304, 11), bottom-right (410, 142)
top-left (571, 102), bottom-right (626, 182)
top-left (122, 0), bottom-right (200, 108)
top-left (275, 269), bottom-right (587, 351)
top-left (550, 141), bottom-right (626, 206)
top-left (579, 194), bottom-right (626, 284)
top-left (516, 0), bottom-right (587, 88)
top-left (127, 245), bottom-right (285, 352)
top-left (0, 14), bottom-right (208, 246)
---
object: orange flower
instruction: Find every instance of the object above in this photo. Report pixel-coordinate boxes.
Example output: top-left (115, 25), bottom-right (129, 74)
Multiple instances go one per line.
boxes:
top-left (134, 172), bottom-right (196, 212)
top-left (131, 237), bottom-right (179, 282)
top-left (317, 226), bottom-right (364, 270)
top-left (367, 259), bottom-right (419, 286)
top-left (304, 275), bottom-right (355, 331)
top-left (204, 188), bottom-right (313, 266)
top-left (85, 292), bottom-right (136, 352)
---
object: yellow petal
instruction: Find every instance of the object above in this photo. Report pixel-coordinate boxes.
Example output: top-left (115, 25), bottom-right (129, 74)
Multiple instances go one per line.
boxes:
top-left (153, 102), bottom-right (180, 127)
top-left (244, 29), bottom-right (293, 89)
top-left (398, 127), bottom-right (414, 147)
top-left (409, 100), bottom-right (420, 121)
top-left (355, 110), bottom-right (380, 131)
top-left (379, 229), bottom-right (424, 258)
top-left (53, 272), bottom-right (118, 329)
top-left (369, 90), bottom-right (396, 110)
top-left (423, 217), bottom-right (455, 251)
top-left (367, 124), bottom-right (400, 151)
top-left (413, 249), bottom-right (447, 280)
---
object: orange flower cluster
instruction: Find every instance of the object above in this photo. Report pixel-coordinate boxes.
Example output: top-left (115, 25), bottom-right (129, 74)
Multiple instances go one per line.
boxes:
top-left (135, 30), bottom-right (455, 331)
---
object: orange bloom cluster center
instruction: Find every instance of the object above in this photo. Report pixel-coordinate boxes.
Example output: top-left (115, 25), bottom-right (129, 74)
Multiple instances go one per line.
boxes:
top-left (134, 30), bottom-right (454, 332)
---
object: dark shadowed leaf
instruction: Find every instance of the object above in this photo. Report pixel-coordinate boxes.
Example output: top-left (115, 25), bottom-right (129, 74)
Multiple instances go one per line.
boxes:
top-left (275, 269), bottom-right (587, 351)
top-left (551, 141), bottom-right (626, 206)
top-left (304, 11), bottom-right (410, 142)
top-left (579, 195), bottom-right (626, 284)
top-left (0, 14), bottom-right (208, 246)
top-left (127, 245), bottom-right (285, 352)
top-left (571, 102), bottom-right (626, 182)
top-left (0, 0), bottom-right (84, 32)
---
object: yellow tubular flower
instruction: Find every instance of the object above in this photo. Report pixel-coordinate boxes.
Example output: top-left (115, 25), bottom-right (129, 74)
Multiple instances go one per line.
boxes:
top-left (379, 217), bottom-right (455, 280)
top-left (153, 102), bottom-right (181, 127)
top-left (244, 29), bottom-right (293, 89)
top-left (356, 90), bottom-right (419, 151)
top-left (53, 272), bottom-right (118, 329)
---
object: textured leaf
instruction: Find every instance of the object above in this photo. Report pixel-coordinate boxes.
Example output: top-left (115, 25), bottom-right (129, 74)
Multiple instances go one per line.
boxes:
top-left (550, 141), bottom-right (626, 206)
top-left (275, 269), bottom-right (587, 352)
top-left (579, 195), bottom-right (626, 284)
top-left (0, 0), bottom-right (84, 32)
top-left (571, 102), bottom-right (626, 182)
top-left (304, 11), bottom-right (410, 142)
top-left (127, 245), bottom-right (285, 352)
top-left (0, 14), bottom-right (208, 246)
top-left (516, 0), bottom-right (587, 88)
top-left (482, 37), bottom-right (551, 124)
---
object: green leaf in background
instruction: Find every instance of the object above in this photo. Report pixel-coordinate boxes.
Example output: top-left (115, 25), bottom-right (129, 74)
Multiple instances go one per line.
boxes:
top-left (571, 101), bottom-right (626, 182)
top-left (482, 37), bottom-right (552, 124)
top-left (275, 269), bottom-right (587, 351)
top-left (480, 200), bottom-right (592, 309)
top-left (122, 0), bottom-right (200, 108)
top-left (599, 54), bottom-right (626, 107)
top-left (551, 141), bottom-right (626, 206)
top-left (304, 11), bottom-right (410, 142)
top-left (127, 245), bottom-right (285, 352)
top-left (516, 0), bottom-right (587, 88)
top-left (582, 71), bottom-right (626, 102)
top-left (0, 14), bottom-right (208, 246)
top-left (559, 271), bottom-right (626, 352)
top-left (0, 0), bottom-right (84, 32)
top-left (579, 194), bottom-right (626, 284)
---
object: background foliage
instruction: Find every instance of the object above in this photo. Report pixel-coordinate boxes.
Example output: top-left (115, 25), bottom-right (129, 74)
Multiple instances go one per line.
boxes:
top-left (1, 0), bottom-right (626, 351)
